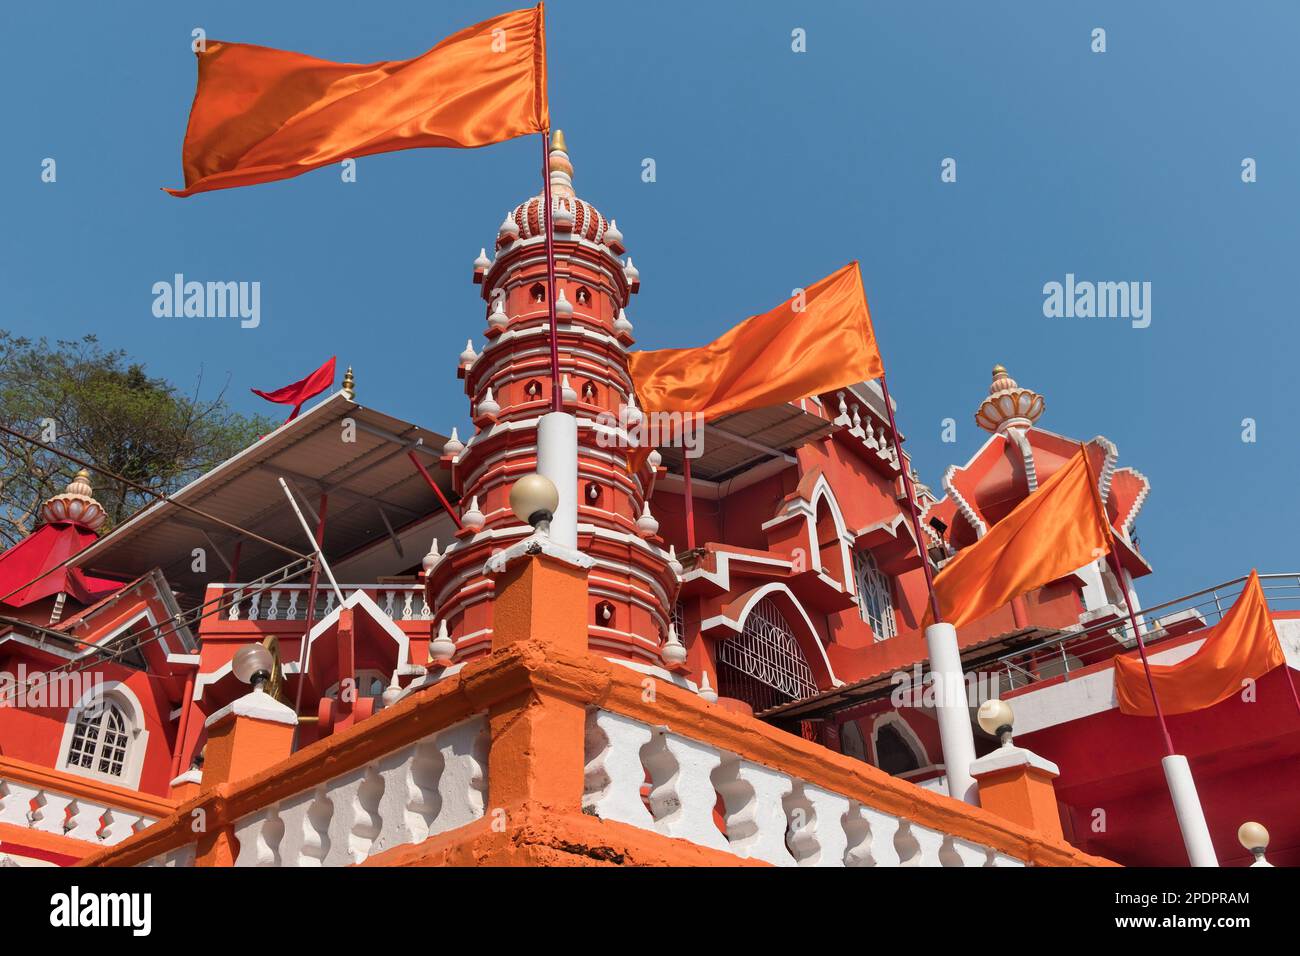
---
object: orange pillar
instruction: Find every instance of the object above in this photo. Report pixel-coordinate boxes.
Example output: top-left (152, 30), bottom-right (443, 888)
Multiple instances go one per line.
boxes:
top-left (486, 551), bottom-right (590, 812)
top-left (970, 745), bottom-right (1064, 842)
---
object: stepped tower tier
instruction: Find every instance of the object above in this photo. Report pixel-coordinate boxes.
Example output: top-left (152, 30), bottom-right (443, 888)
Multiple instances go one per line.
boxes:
top-left (424, 132), bottom-right (679, 670)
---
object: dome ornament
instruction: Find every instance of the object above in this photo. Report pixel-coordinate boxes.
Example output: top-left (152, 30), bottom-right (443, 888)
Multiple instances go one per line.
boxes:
top-left (975, 363), bottom-right (1045, 435)
top-left (41, 469), bottom-right (106, 531)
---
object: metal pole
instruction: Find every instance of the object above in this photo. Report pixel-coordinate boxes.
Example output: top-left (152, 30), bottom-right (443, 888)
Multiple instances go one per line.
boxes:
top-left (541, 131), bottom-right (563, 412)
top-left (279, 478), bottom-right (344, 603)
top-left (408, 450), bottom-right (463, 530)
top-left (293, 494), bottom-right (329, 721)
top-left (683, 454), bottom-right (697, 550)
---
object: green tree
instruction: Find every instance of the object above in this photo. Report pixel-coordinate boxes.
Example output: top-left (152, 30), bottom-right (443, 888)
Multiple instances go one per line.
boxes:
top-left (0, 331), bottom-right (275, 547)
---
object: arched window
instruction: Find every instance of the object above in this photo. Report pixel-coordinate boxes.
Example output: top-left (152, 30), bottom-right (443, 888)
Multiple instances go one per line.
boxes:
top-left (873, 720), bottom-right (923, 775)
top-left (529, 282), bottom-right (546, 303)
top-left (716, 597), bottom-right (818, 713)
top-left (66, 700), bottom-right (132, 780)
top-left (853, 550), bottom-right (897, 640)
top-left (840, 720), bottom-right (868, 762)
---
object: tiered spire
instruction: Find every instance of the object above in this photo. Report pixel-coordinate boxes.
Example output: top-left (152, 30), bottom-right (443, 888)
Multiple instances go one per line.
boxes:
top-left (974, 364), bottom-right (1045, 434)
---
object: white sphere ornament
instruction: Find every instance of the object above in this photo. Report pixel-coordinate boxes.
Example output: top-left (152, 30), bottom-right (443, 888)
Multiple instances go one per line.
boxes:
top-left (1238, 821), bottom-right (1269, 852)
top-left (976, 699), bottom-right (1014, 737)
top-left (232, 643), bottom-right (274, 688)
top-left (509, 473), bottom-right (560, 528)
top-left (646, 448), bottom-right (662, 470)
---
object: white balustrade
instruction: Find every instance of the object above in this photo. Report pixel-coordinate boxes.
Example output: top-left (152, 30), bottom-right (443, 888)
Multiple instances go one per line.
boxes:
top-left (0, 776), bottom-right (156, 847)
top-left (230, 715), bottom-right (488, 867)
top-left (222, 584), bottom-right (433, 623)
top-left (580, 708), bottom-right (1028, 867)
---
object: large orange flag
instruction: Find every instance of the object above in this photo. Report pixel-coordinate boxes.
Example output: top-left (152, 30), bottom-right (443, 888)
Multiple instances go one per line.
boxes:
top-left (924, 447), bottom-right (1114, 629)
top-left (165, 6), bottom-right (548, 197)
top-left (1114, 570), bottom-right (1286, 716)
top-left (629, 262), bottom-right (883, 419)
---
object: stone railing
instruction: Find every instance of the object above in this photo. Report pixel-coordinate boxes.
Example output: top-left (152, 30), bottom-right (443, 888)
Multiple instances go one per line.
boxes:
top-left (81, 637), bottom-right (1111, 868)
top-left (0, 756), bottom-right (175, 850)
top-left (585, 710), bottom-right (1018, 866)
top-left (216, 583), bottom-right (431, 623)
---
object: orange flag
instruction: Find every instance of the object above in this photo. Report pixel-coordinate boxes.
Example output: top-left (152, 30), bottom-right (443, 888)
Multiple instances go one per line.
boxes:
top-left (1114, 570), bottom-right (1286, 716)
top-left (165, 6), bottom-right (548, 197)
top-left (628, 262), bottom-right (883, 422)
top-left (924, 447), bottom-right (1114, 629)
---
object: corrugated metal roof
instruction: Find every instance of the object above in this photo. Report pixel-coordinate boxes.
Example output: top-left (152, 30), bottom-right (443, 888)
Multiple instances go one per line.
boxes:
top-left (657, 402), bottom-right (835, 482)
top-left (72, 392), bottom-right (453, 606)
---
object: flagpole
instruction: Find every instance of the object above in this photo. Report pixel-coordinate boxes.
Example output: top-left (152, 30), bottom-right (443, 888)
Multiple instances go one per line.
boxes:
top-left (1108, 551), bottom-right (1177, 756)
top-left (878, 370), bottom-right (977, 804)
top-left (541, 130), bottom-right (562, 412)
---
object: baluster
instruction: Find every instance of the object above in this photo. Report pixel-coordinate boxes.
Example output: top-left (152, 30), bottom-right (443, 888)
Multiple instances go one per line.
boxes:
top-left (247, 591), bottom-right (261, 621)
top-left (785, 783), bottom-right (850, 867)
top-left (420, 596), bottom-right (432, 620)
top-left (582, 711), bottom-right (654, 828)
top-left (402, 591), bottom-right (414, 621)
top-left (323, 765), bottom-right (385, 866)
top-left (229, 589), bottom-right (243, 621)
top-left (275, 788), bottom-right (331, 867)
top-left (642, 728), bottom-right (729, 851)
top-left (988, 850), bottom-right (1026, 867)
top-left (64, 800), bottom-right (108, 842)
top-left (374, 741), bottom-right (437, 849)
top-left (845, 803), bottom-right (902, 866)
top-left (286, 589), bottom-right (300, 620)
top-left (941, 835), bottom-right (992, 867)
top-left (266, 589), bottom-right (280, 621)
top-left (323, 592), bottom-right (336, 616)
top-left (234, 806), bottom-right (284, 867)
top-left (902, 820), bottom-right (946, 866)
top-left (383, 590), bottom-right (395, 617)
top-left (713, 756), bottom-right (796, 866)
top-left (96, 808), bottom-right (143, 845)
top-left (0, 780), bottom-right (38, 828)
top-left (429, 718), bottom-right (488, 835)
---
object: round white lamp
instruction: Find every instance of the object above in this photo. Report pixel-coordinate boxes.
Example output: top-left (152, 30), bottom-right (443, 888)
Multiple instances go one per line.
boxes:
top-left (510, 473), bottom-right (560, 532)
top-left (1238, 821), bottom-right (1271, 867)
top-left (976, 698), bottom-right (1015, 748)
top-left (232, 643), bottom-right (274, 693)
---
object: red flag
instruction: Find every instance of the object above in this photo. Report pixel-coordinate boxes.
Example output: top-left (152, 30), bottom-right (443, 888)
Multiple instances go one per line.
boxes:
top-left (252, 356), bottom-right (336, 421)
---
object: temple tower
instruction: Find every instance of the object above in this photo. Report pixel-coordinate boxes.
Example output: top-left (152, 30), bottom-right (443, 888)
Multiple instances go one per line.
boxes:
top-left (423, 132), bottom-right (680, 670)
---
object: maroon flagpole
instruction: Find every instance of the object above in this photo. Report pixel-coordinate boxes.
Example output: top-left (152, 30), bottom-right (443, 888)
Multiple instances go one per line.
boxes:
top-left (541, 131), bottom-right (563, 412)
top-left (878, 373), bottom-right (942, 624)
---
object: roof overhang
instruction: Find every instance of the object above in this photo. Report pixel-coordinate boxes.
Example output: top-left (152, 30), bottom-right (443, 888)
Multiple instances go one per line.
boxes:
top-left (71, 392), bottom-right (455, 606)
top-left (656, 401), bottom-right (834, 483)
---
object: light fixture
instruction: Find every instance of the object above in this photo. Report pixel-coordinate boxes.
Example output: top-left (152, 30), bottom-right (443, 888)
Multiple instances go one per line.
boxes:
top-left (1238, 821), bottom-right (1270, 866)
top-left (232, 643), bottom-right (274, 693)
top-left (509, 473), bottom-right (560, 532)
top-left (976, 698), bottom-right (1014, 747)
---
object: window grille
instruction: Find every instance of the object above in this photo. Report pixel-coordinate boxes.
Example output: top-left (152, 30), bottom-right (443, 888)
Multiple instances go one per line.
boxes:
top-left (67, 701), bottom-right (130, 779)
top-left (853, 549), bottom-right (897, 640)
top-left (716, 597), bottom-right (818, 713)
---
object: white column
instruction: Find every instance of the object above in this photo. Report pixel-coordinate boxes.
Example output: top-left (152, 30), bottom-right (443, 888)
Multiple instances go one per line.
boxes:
top-left (924, 623), bottom-right (979, 805)
top-left (537, 411), bottom-right (578, 548)
top-left (1162, 754), bottom-right (1219, 867)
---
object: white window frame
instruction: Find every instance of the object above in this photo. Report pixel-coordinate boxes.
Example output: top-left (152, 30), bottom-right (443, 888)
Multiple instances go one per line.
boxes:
top-left (853, 549), bottom-right (898, 640)
top-left (58, 682), bottom-right (149, 789)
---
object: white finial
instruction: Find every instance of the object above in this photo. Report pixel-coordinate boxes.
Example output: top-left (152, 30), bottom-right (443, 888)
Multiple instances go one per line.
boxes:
top-left (604, 218), bottom-right (625, 253)
top-left (624, 256), bottom-right (640, 286)
top-left (489, 296), bottom-right (509, 330)
top-left (623, 392), bottom-right (643, 427)
top-left (561, 374), bottom-right (577, 402)
top-left (646, 448), bottom-right (662, 470)
top-left (636, 501), bottom-right (659, 537)
top-left (381, 670), bottom-right (403, 708)
top-left (459, 339), bottom-right (478, 367)
top-left (442, 428), bottom-right (464, 458)
top-left (613, 308), bottom-right (633, 337)
top-left (476, 388), bottom-right (500, 418)
top-left (462, 496), bottom-right (485, 531)
top-left (421, 537), bottom-right (442, 574)
top-left (697, 670), bottom-right (718, 704)
top-left (662, 623), bottom-right (687, 666)
top-left (555, 288), bottom-right (574, 318)
top-left (429, 620), bottom-right (456, 663)
top-left (667, 544), bottom-right (683, 578)
top-left (553, 200), bottom-right (575, 231)
top-left (498, 211), bottom-right (519, 243)
top-left (473, 248), bottom-right (491, 273)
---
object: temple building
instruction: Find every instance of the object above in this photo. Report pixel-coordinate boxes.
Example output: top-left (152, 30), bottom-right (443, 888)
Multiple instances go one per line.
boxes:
top-left (0, 135), bottom-right (1292, 869)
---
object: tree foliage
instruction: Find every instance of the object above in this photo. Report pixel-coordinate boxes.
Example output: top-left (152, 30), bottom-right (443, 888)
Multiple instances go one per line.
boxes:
top-left (0, 331), bottom-right (275, 547)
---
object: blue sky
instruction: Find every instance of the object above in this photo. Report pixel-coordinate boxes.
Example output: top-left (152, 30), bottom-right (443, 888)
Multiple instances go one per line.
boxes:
top-left (2, 1), bottom-right (1297, 603)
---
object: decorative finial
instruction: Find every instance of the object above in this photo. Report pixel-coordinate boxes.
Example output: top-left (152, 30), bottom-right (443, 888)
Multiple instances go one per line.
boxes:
top-left (551, 128), bottom-right (567, 152)
top-left (661, 624), bottom-right (687, 666)
top-left (341, 366), bottom-right (355, 400)
top-left (975, 363), bottom-right (1044, 434)
top-left (428, 619), bottom-right (456, 664)
top-left (41, 468), bottom-right (106, 530)
top-left (548, 129), bottom-right (575, 200)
